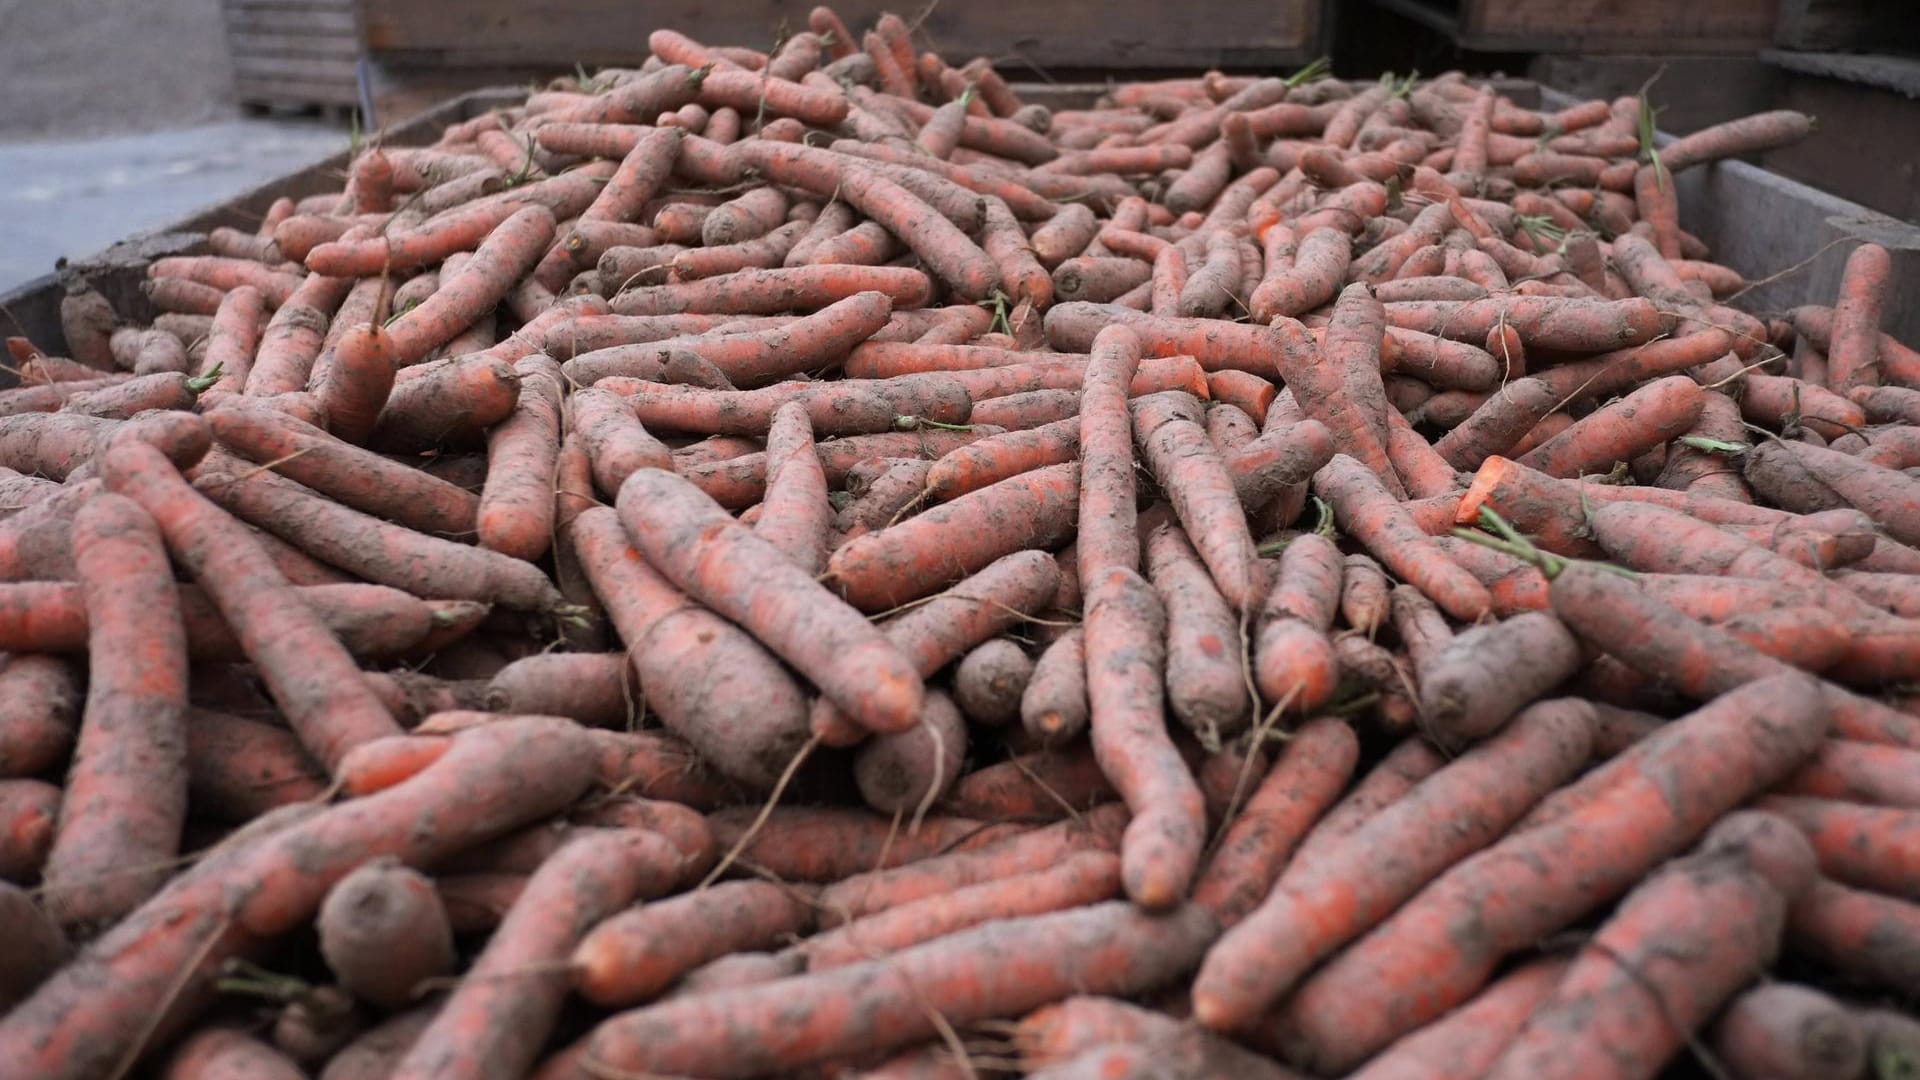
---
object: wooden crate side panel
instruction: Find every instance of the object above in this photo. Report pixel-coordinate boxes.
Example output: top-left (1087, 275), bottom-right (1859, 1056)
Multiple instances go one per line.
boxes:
top-left (1461, 0), bottom-right (1775, 51)
top-left (361, 0), bottom-right (1322, 70)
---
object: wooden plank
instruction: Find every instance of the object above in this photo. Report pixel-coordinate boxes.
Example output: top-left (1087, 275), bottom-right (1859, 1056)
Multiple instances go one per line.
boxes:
top-left (225, 8), bottom-right (361, 35)
top-left (227, 31), bottom-right (362, 61)
top-left (1458, 0), bottom-right (1775, 52)
top-left (1773, 0), bottom-right (1915, 51)
top-left (360, 0), bottom-right (1323, 70)
top-left (233, 54), bottom-right (360, 82)
top-left (226, 0), bottom-right (355, 10)
top-left (235, 77), bottom-right (363, 107)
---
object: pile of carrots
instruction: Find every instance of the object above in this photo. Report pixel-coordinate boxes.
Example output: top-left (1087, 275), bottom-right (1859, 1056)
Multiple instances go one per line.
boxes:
top-left (4, 8), bottom-right (1919, 1078)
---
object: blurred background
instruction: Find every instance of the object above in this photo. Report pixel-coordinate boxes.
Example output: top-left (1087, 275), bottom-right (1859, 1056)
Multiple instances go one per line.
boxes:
top-left (1, 0), bottom-right (1914, 291)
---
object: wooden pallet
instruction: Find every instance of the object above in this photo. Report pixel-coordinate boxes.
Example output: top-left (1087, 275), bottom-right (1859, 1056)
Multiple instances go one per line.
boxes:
top-left (224, 0), bottom-right (366, 111)
top-left (1370, 0), bottom-right (1776, 53)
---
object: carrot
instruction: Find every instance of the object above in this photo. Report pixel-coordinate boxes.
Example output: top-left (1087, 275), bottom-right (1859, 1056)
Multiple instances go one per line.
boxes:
top-left (814, 852), bottom-right (1124, 974)
top-left (0, 879), bottom-right (65, 1010)
top-left (849, 689), bottom-right (968, 813)
top-left (573, 879), bottom-right (815, 1007)
top-left (207, 399), bottom-right (477, 536)
top-left (828, 462), bottom-right (1078, 612)
top-left (1319, 454), bottom-right (1492, 620)
top-left (1147, 522), bottom-right (1254, 742)
top-left (616, 468), bottom-right (922, 734)
top-left (1348, 958), bottom-right (1572, 1080)
top-left (1131, 394), bottom-right (1260, 612)
top-left (0, 715), bottom-right (598, 1080)
top-left (1741, 437), bottom-right (1920, 548)
top-left (0, 777), bottom-right (57, 882)
top-left (1485, 811), bottom-right (1816, 1080)
top-left (1030, 203), bottom-right (1100, 268)
top-left (1659, 109), bottom-right (1815, 171)
top-left (1710, 982), bottom-right (1867, 1080)
top-left (183, 708), bottom-right (325, 821)
top-left (0, 656), bottom-right (80, 779)
top-left (1023, 628), bottom-right (1090, 744)
top-left (1195, 700), bottom-right (1593, 1031)
top-left (1760, 795), bottom-right (1920, 902)
top-left (745, 400), bottom-right (829, 571)
top-left (57, 283), bottom-right (117, 370)
top-left (924, 417), bottom-right (1077, 502)
top-left (705, 806), bottom-right (1022, 886)
top-left (1249, 226), bottom-right (1349, 322)
top-left (190, 449), bottom-right (568, 614)
top-left (1268, 673), bottom-right (1826, 1074)
top-left (193, 284), bottom-right (267, 398)
top-left (1334, 559), bottom-right (1397, 643)
top-left (1416, 611), bottom-right (1584, 745)
top-left (810, 549), bottom-right (1060, 745)
top-left (685, 427), bottom-right (994, 510)
top-left (37, 495), bottom-right (188, 927)
top-left (316, 858), bottom-right (455, 1010)
top-left (1187, 716), bottom-right (1358, 932)
top-left (572, 900), bottom-right (1216, 1079)
top-left (950, 639), bottom-right (1035, 727)
top-left (1779, 738), bottom-right (1920, 808)
top-left (370, 353), bottom-right (522, 452)
top-left (162, 1028), bottom-right (307, 1080)
top-left (1081, 563), bottom-right (1204, 911)
top-left (1790, 303), bottom-right (1920, 388)
top-left (149, 255), bottom-right (302, 306)
top-left (1515, 374), bottom-right (1704, 478)
top-left (1788, 876), bottom-right (1920, 992)
top-left (388, 829), bottom-right (684, 1080)
top-left (109, 326), bottom-right (189, 374)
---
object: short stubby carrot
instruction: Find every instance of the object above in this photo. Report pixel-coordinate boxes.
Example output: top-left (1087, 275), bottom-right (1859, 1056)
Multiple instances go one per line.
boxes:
top-left (616, 468), bottom-right (923, 734)
top-left (1419, 611), bottom-right (1584, 745)
top-left (39, 494), bottom-right (189, 928)
top-left (827, 461), bottom-right (1079, 613)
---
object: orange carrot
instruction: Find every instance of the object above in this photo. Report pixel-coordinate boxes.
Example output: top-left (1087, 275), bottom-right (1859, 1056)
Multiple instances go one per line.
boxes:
top-left (1268, 674), bottom-right (1825, 1074)
top-left (1147, 521), bottom-right (1254, 742)
top-left (1190, 717), bottom-right (1358, 930)
top-left (0, 657), bottom-right (80, 779)
top-left (1319, 454), bottom-right (1492, 620)
top-left (615, 467), bottom-right (921, 733)
top-left (1787, 876), bottom-right (1920, 992)
top-left (388, 829), bottom-right (684, 1080)
top-left (574, 879), bottom-right (816, 1007)
top-left (1485, 811), bottom-right (1816, 1080)
top-left (1760, 795), bottom-right (1920, 902)
top-left (1195, 701), bottom-right (1592, 1031)
top-left (102, 442), bottom-right (398, 772)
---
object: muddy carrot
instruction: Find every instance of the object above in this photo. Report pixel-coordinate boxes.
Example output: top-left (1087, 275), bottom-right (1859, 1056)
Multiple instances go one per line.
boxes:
top-left (1267, 674), bottom-right (1825, 1074)
top-left (1147, 521), bottom-right (1254, 743)
top-left (39, 494), bottom-right (188, 927)
top-left (1319, 454), bottom-right (1491, 621)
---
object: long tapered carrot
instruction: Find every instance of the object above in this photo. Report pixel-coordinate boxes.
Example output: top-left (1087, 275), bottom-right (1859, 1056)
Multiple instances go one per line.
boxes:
top-left (1266, 673), bottom-right (1826, 1074)
top-left (1194, 700), bottom-right (1592, 1030)
top-left (389, 829), bottom-right (685, 1080)
top-left (1486, 811), bottom-right (1816, 1080)
top-left (190, 449), bottom-right (567, 613)
top-left (1516, 374), bottom-right (1704, 478)
top-left (1318, 454), bottom-right (1491, 620)
top-left (101, 441), bottom-right (397, 771)
top-left (569, 900), bottom-right (1217, 1079)
top-left (1147, 522), bottom-right (1253, 742)
top-left (1189, 717), bottom-right (1358, 929)
top-left (827, 461), bottom-right (1079, 612)
top-left (1133, 393), bottom-right (1261, 611)
top-left (616, 467), bottom-right (922, 733)
top-left (207, 398), bottom-right (478, 536)
top-left (39, 494), bottom-right (189, 927)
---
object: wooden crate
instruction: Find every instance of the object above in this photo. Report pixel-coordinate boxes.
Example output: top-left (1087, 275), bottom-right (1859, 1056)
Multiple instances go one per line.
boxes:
top-left (225, 0), bottom-right (366, 111)
top-left (358, 0), bottom-right (1326, 73)
top-left (1775, 0), bottom-right (1920, 52)
top-left (1371, 0), bottom-right (1776, 53)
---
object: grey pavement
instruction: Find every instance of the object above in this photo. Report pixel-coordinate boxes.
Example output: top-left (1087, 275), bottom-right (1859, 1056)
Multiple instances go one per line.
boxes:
top-left (0, 119), bottom-right (346, 292)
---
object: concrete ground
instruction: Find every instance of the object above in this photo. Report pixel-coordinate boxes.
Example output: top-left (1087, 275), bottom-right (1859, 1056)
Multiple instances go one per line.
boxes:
top-left (0, 0), bottom-right (348, 291)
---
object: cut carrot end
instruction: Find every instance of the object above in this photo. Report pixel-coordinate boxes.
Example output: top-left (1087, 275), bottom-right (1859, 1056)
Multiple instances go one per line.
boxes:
top-left (1455, 455), bottom-right (1514, 525)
